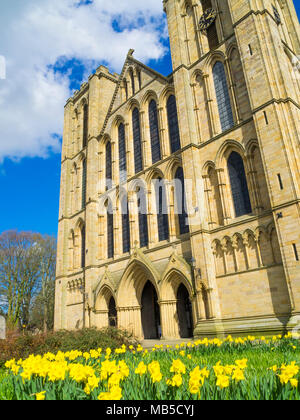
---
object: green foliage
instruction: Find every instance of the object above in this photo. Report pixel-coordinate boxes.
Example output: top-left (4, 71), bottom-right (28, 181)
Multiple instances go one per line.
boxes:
top-left (0, 328), bottom-right (138, 367)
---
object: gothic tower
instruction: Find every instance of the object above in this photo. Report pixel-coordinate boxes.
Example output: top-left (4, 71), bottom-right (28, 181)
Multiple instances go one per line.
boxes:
top-left (55, 1), bottom-right (300, 338)
top-left (163, 0), bottom-right (300, 335)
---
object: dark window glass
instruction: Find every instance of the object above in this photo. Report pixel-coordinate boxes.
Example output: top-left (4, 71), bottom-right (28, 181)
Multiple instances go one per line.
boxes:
top-left (213, 62), bottom-right (234, 132)
top-left (107, 201), bottom-right (114, 259)
top-left (175, 167), bottom-right (189, 235)
top-left (207, 23), bottom-right (219, 50)
top-left (83, 104), bottom-right (88, 149)
top-left (118, 123), bottom-right (127, 183)
top-left (121, 196), bottom-right (130, 254)
top-left (137, 70), bottom-right (142, 90)
top-left (167, 95), bottom-right (181, 153)
top-left (130, 69), bottom-right (135, 95)
top-left (228, 152), bottom-right (252, 217)
top-left (81, 225), bottom-right (86, 268)
top-left (124, 80), bottom-right (128, 101)
top-left (201, 0), bottom-right (212, 10)
top-left (138, 189), bottom-right (149, 248)
top-left (82, 159), bottom-right (87, 209)
top-left (132, 108), bottom-right (143, 173)
top-left (155, 178), bottom-right (169, 242)
top-left (149, 100), bottom-right (161, 164)
top-left (106, 141), bottom-right (112, 190)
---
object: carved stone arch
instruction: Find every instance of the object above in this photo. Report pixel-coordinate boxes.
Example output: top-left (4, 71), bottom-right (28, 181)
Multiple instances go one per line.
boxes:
top-left (212, 238), bottom-right (226, 276)
top-left (94, 284), bottom-right (116, 315)
top-left (270, 227), bottom-right (282, 264)
top-left (68, 229), bottom-right (75, 271)
top-left (256, 226), bottom-right (273, 267)
top-left (245, 138), bottom-right (260, 158)
top-left (141, 90), bottom-right (159, 109)
top-left (93, 269), bottom-right (118, 328)
top-left (145, 167), bottom-right (165, 188)
top-left (117, 184), bottom-right (129, 202)
top-left (202, 161), bottom-right (224, 226)
top-left (226, 41), bottom-right (239, 59)
top-left (126, 98), bottom-right (140, 114)
top-left (191, 68), bottom-right (204, 84)
top-left (161, 254), bottom-right (193, 298)
top-left (246, 139), bottom-right (271, 211)
top-left (93, 270), bottom-right (117, 309)
top-left (100, 133), bottom-right (112, 147)
top-left (160, 256), bottom-right (194, 339)
top-left (181, 0), bottom-right (193, 13)
top-left (116, 248), bottom-right (162, 338)
top-left (165, 156), bottom-right (182, 181)
top-left (216, 140), bottom-right (253, 218)
top-left (232, 232), bottom-right (248, 272)
top-left (202, 160), bottom-right (216, 175)
top-left (215, 139), bottom-right (246, 168)
top-left (203, 50), bottom-right (226, 75)
top-left (79, 95), bottom-right (89, 110)
top-left (98, 190), bottom-right (117, 216)
top-left (222, 235), bottom-right (237, 273)
top-left (254, 226), bottom-right (268, 242)
top-left (117, 252), bottom-right (160, 308)
top-left (75, 217), bottom-right (85, 231)
top-left (112, 114), bottom-right (126, 130)
top-left (158, 85), bottom-right (176, 109)
top-left (76, 151), bottom-right (86, 167)
top-left (127, 177), bottom-right (147, 194)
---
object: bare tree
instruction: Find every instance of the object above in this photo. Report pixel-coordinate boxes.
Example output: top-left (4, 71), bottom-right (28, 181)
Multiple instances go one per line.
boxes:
top-left (0, 231), bottom-right (56, 331)
top-left (30, 235), bottom-right (56, 332)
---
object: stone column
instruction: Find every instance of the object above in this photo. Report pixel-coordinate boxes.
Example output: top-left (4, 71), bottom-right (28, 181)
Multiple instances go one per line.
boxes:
top-left (224, 58), bottom-right (242, 125)
top-left (158, 106), bottom-right (170, 159)
top-left (190, 82), bottom-right (202, 144)
top-left (125, 122), bottom-right (134, 179)
top-left (140, 110), bottom-right (151, 168)
top-left (160, 300), bottom-right (180, 339)
top-left (203, 74), bottom-right (219, 136)
top-left (216, 168), bottom-right (231, 225)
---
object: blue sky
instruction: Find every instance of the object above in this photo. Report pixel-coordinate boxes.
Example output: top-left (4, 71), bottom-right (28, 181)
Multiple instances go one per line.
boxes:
top-left (0, 1), bottom-right (299, 237)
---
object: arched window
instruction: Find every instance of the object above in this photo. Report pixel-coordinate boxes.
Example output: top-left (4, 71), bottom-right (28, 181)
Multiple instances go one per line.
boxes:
top-left (167, 95), bottom-right (181, 153)
top-left (155, 177), bottom-right (169, 242)
top-left (130, 69), bottom-right (135, 95)
top-left (121, 195), bottom-right (130, 254)
top-left (149, 100), bottom-right (161, 164)
top-left (82, 159), bottom-right (87, 210)
top-left (83, 104), bottom-right (88, 148)
top-left (132, 108), bottom-right (143, 173)
top-left (118, 123), bottom-right (127, 183)
top-left (201, 0), bottom-right (219, 50)
top-left (124, 80), bottom-right (128, 101)
top-left (213, 62), bottom-right (234, 132)
top-left (137, 69), bottom-right (142, 90)
top-left (107, 201), bottom-right (114, 259)
top-left (81, 225), bottom-right (86, 268)
top-left (106, 141), bottom-right (112, 190)
top-left (138, 188), bottom-right (149, 248)
top-left (228, 152), bottom-right (252, 217)
top-left (175, 167), bottom-right (189, 235)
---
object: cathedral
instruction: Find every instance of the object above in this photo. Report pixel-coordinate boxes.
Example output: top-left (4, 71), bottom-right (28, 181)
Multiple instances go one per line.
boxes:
top-left (54, 0), bottom-right (300, 339)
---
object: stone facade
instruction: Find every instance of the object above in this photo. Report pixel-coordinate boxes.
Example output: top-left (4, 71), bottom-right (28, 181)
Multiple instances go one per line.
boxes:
top-left (54, 0), bottom-right (300, 339)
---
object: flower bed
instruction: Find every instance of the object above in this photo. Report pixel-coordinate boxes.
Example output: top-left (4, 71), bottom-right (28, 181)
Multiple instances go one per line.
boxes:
top-left (1, 333), bottom-right (300, 400)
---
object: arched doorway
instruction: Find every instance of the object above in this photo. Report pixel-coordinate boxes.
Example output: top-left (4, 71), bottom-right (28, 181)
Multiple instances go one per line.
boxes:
top-left (141, 281), bottom-right (161, 339)
top-left (108, 297), bottom-right (117, 327)
top-left (177, 284), bottom-right (193, 338)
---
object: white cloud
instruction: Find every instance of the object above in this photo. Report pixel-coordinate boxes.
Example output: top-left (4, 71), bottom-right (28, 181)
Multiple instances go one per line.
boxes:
top-left (0, 0), bottom-right (167, 161)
